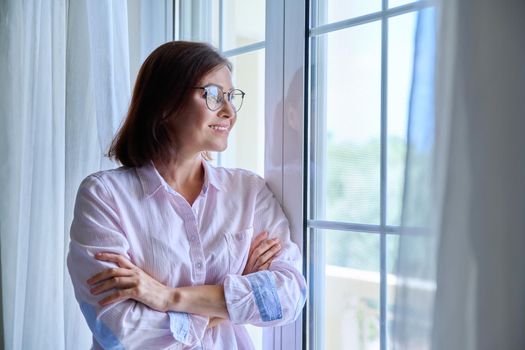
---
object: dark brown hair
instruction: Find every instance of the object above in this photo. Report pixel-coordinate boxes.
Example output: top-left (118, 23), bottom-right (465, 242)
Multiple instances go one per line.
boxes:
top-left (107, 41), bottom-right (232, 167)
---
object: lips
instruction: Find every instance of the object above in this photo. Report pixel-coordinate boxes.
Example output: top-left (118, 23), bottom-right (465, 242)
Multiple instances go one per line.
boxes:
top-left (209, 124), bottom-right (229, 132)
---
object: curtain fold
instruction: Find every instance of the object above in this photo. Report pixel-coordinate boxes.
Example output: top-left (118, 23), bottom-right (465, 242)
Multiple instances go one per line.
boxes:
top-left (395, 0), bottom-right (525, 349)
top-left (65, 1), bottom-right (130, 348)
top-left (392, 7), bottom-right (438, 349)
top-left (0, 1), bottom-right (67, 348)
top-left (0, 0), bottom-right (130, 349)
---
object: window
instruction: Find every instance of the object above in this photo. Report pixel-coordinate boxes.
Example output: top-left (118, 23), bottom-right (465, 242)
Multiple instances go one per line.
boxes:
top-left (306, 1), bottom-right (433, 349)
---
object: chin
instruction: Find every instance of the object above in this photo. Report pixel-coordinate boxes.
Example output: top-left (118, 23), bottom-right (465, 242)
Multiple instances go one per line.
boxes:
top-left (209, 142), bottom-right (228, 153)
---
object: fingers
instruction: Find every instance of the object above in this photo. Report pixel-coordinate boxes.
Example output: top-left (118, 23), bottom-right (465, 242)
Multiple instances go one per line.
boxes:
top-left (253, 242), bottom-right (281, 270)
top-left (258, 261), bottom-right (272, 271)
top-left (87, 252), bottom-right (136, 296)
top-left (89, 252), bottom-right (169, 310)
top-left (95, 252), bottom-right (135, 269)
top-left (207, 317), bottom-right (226, 329)
top-left (87, 267), bottom-right (133, 285)
top-left (90, 276), bottom-right (136, 295)
top-left (243, 235), bottom-right (282, 275)
top-left (249, 231), bottom-right (269, 255)
top-left (251, 238), bottom-right (280, 262)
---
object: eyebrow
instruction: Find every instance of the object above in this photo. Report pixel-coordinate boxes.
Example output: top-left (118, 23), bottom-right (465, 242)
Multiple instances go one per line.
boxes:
top-left (203, 83), bottom-right (235, 91)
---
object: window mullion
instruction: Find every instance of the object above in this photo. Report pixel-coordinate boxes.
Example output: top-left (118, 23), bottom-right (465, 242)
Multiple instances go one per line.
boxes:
top-left (380, 0), bottom-right (389, 349)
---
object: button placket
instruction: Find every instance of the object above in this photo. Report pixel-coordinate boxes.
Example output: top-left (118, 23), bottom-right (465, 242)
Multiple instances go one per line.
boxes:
top-left (175, 196), bottom-right (206, 283)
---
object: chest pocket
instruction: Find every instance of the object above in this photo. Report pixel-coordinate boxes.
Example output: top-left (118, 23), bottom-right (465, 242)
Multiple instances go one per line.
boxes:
top-left (223, 227), bottom-right (253, 274)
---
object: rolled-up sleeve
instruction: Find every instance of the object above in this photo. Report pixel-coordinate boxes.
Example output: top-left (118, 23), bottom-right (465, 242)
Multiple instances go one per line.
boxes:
top-left (67, 175), bottom-right (207, 349)
top-left (223, 180), bottom-right (307, 326)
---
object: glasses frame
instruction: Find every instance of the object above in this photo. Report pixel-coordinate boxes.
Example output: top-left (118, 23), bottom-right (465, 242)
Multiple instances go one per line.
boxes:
top-left (193, 84), bottom-right (246, 112)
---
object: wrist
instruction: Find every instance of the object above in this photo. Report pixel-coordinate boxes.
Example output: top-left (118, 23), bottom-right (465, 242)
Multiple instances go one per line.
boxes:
top-left (165, 287), bottom-right (182, 312)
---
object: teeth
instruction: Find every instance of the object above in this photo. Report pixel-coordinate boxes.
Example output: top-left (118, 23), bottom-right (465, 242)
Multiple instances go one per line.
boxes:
top-left (210, 125), bottom-right (228, 131)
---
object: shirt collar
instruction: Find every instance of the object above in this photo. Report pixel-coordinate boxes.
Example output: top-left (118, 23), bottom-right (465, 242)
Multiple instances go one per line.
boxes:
top-left (136, 157), bottom-right (225, 198)
top-left (136, 161), bottom-right (165, 198)
top-left (202, 158), bottom-right (226, 192)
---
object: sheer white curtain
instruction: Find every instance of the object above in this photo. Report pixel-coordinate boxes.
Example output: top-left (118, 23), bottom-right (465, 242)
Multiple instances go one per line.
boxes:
top-left (0, 1), bottom-right (130, 349)
top-left (394, 0), bottom-right (525, 349)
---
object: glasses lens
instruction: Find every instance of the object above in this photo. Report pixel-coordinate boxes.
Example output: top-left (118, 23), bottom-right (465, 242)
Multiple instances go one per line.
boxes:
top-left (206, 86), bottom-right (222, 111)
top-left (230, 90), bottom-right (244, 112)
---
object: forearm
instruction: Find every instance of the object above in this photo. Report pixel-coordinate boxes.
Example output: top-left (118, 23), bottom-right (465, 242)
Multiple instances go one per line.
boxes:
top-left (168, 285), bottom-right (228, 319)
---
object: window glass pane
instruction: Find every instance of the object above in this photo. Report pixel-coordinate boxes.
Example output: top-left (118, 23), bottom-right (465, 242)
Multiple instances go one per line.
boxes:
top-left (387, 13), bottom-right (417, 226)
top-left (223, 0), bottom-right (265, 51)
top-left (178, 0), bottom-right (219, 45)
top-left (220, 49), bottom-right (265, 176)
top-left (389, 0), bottom-right (419, 9)
top-left (313, 229), bottom-right (381, 349)
top-left (314, 0), bottom-right (381, 27)
top-left (312, 22), bottom-right (381, 224)
top-left (210, 0), bottom-right (221, 47)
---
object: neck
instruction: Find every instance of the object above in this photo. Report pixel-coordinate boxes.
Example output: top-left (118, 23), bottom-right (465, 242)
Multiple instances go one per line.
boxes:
top-left (153, 151), bottom-right (204, 194)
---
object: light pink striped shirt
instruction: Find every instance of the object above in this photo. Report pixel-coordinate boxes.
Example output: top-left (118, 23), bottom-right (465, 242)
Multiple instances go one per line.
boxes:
top-left (67, 159), bottom-right (306, 350)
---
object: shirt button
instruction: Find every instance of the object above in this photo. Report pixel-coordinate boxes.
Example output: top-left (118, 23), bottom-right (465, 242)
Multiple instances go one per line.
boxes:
top-left (190, 235), bottom-right (198, 242)
top-left (196, 261), bottom-right (203, 269)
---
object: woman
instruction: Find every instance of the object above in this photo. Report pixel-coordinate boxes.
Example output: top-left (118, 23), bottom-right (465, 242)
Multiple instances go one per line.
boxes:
top-left (67, 41), bottom-right (306, 350)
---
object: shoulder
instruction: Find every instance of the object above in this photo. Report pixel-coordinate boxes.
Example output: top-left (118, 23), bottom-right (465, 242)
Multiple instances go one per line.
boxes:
top-left (78, 166), bottom-right (136, 197)
top-left (209, 165), bottom-right (266, 191)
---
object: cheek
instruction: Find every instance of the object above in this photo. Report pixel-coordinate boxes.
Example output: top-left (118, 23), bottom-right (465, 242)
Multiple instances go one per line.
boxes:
top-left (230, 116), bottom-right (238, 129)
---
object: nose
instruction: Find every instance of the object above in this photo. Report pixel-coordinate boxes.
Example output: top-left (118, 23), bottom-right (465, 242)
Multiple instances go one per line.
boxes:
top-left (218, 100), bottom-right (235, 118)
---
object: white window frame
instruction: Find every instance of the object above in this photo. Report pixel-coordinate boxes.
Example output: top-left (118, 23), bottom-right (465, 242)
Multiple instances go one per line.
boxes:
top-left (264, 1), bottom-right (306, 349)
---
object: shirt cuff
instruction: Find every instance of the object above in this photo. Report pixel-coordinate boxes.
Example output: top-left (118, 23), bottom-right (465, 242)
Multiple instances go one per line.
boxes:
top-left (168, 311), bottom-right (190, 343)
top-left (168, 312), bottom-right (208, 345)
top-left (224, 271), bottom-right (283, 324)
top-left (246, 271), bottom-right (283, 322)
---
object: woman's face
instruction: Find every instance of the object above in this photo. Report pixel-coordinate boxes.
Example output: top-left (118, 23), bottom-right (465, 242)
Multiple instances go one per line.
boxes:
top-left (172, 65), bottom-right (237, 155)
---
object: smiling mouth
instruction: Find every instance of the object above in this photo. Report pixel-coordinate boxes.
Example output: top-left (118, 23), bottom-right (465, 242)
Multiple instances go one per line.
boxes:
top-left (209, 125), bottom-right (229, 132)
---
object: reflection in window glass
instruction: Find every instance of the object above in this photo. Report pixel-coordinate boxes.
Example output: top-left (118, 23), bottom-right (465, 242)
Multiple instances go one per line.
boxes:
top-left (220, 49), bottom-right (265, 176)
top-left (223, 0), bottom-right (265, 51)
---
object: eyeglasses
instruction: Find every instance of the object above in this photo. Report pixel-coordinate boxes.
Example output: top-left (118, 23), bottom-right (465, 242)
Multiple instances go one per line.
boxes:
top-left (193, 84), bottom-right (246, 112)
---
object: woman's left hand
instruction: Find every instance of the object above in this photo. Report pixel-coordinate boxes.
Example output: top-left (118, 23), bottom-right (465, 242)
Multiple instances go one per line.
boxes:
top-left (242, 231), bottom-right (281, 275)
top-left (87, 252), bottom-right (173, 312)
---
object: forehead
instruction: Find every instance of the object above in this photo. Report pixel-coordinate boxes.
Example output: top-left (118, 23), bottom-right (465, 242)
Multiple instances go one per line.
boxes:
top-left (199, 65), bottom-right (234, 90)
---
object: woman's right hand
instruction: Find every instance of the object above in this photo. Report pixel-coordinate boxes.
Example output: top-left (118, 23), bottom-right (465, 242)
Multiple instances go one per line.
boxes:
top-left (242, 231), bottom-right (281, 275)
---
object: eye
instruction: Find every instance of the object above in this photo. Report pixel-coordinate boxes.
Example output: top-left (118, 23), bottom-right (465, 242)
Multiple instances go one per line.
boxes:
top-left (207, 85), bottom-right (221, 102)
